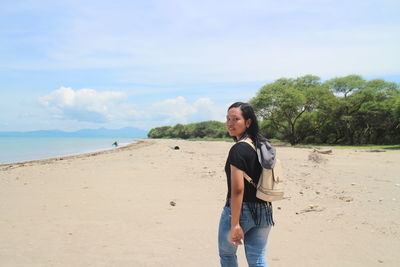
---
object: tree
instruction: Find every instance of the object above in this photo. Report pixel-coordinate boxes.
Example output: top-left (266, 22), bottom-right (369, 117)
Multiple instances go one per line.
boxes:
top-left (147, 121), bottom-right (228, 139)
top-left (147, 126), bottom-right (172, 138)
top-left (322, 75), bottom-right (367, 144)
top-left (349, 79), bottom-right (400, 144)
top-left (250, 75), bottom-right (334, 145)
top-left (325, 74), bottom-right (365, 98)
top-left (148, 75), bottom-right (400, 145)
top-left (168, 124), bottom-right (185, 138)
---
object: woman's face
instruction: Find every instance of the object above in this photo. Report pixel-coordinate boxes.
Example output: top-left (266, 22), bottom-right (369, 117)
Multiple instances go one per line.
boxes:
top-left (226, 107), bottom-right (251, 139)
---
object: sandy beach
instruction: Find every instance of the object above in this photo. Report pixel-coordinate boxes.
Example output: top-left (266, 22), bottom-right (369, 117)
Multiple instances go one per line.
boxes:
top-left (0, 139), bottom-right (399, 267)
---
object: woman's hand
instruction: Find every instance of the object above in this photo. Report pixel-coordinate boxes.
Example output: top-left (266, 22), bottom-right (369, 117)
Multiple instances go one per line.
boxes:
top-left (230, 224), bottom-right (244, 245)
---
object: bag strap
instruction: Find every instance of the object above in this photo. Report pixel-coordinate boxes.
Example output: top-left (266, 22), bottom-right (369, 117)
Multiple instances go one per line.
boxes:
top-left (238, 139), bottom-right (257, 188)
top-left (243, 172), bottom-right (257, 188)
top-left (238, 139), bottom-right (256, 151)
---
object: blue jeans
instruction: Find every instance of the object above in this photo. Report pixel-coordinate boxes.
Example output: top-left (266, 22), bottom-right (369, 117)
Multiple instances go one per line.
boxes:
top-left (218, 204), bottom-right (272, 267)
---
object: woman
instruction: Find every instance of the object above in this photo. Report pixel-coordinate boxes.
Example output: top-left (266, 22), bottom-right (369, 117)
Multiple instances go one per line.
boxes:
top-left (218, 102), bottom-right (274, 267)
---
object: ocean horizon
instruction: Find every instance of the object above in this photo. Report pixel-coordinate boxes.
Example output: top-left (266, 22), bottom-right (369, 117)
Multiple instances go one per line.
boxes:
top-left (0, 137), bottom-right (138, 164)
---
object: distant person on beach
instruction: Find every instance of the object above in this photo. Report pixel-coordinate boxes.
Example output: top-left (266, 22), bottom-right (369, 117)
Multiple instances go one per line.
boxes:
top-left (112, 141), bottom-right (118, 147)
top-left (218, 102), bottom-right (274, 267)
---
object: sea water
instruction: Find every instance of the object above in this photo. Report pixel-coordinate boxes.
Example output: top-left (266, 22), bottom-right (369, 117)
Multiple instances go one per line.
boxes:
top-left (0, 137), bottom-right (136, 164)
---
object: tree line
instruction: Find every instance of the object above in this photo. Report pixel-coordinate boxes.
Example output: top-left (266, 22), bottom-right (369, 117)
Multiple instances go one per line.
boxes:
top-left (147, 121), bottom-right (229, 139)
top-left (148, 74), bottom-right (400, 145)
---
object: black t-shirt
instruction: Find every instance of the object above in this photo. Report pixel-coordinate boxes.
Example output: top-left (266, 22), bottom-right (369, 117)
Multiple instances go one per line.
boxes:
top-left (225, 141), bottom-right (263, 203)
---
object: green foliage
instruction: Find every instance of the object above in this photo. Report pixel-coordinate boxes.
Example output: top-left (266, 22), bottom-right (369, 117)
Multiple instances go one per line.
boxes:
top-left (147, 126), bottom-right (172, 138)
top-left (148, 74), bottom-right (399, 145)
top-left (325, 74), bottom-right (365, 97)
top-left (250, 75), bottom-right (336, 145)
top-left (147, 121), bottom-right (229, 139)
top-left (251, 74), bottom-right (399, 145)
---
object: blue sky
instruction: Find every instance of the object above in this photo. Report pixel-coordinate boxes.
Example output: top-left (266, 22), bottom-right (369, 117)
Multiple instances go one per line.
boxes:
top-left (1, 0), bottom-right (399, 132)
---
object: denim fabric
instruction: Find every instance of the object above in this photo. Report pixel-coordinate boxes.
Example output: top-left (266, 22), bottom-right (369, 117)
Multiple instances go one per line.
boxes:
top-left (218, 204), bottom-right (272, 267)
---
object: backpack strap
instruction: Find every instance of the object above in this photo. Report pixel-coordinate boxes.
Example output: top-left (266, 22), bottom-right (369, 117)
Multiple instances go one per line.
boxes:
top-left (238, 139), bottom-right (256, 151)
top-left (238, 139), bottom-right (257, 188)
top-left (243, 172), bottom-right (257, 188)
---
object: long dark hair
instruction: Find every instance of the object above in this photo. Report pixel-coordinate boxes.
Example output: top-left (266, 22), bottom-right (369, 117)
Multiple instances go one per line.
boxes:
top-left (228, 102), bottom-right (266, 146)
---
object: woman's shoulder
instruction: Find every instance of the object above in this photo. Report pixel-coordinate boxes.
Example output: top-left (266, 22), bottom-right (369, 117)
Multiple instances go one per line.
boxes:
top-left (230, 141), bottom-right (256, 155)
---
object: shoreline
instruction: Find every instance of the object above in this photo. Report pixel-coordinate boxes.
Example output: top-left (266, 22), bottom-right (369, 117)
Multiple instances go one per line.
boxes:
top-left (2, 137), bottom-right (396, 168)
top-left (0, 139), bottom-right (143, 168)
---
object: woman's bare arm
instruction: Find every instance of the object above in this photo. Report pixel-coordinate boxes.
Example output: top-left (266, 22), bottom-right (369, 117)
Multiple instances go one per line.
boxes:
top-left (230, 164), bottom-right (245, 245)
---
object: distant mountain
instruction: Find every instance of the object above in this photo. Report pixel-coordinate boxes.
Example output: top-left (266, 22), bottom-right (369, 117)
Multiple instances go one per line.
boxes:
top-left (0, 127), bottom-right (148, 138)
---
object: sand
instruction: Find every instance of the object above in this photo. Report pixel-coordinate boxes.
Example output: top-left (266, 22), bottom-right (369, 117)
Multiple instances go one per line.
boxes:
top-left (0, 139), bottom-right (399, 267)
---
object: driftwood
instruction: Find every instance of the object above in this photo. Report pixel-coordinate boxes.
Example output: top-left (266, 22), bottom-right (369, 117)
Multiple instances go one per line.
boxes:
top-left (313, 149), bottom-right (332, 154)
top-left (296, 205), bottom-right (325, 214)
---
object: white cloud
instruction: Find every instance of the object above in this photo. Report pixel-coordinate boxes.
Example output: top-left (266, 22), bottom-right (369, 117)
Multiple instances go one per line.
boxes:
top-left (38, 88), bottom-right (227, 129)
top-left (149, 96), bottom-right (226, 126)
top-left (38, 87), bottom-right (134, 122)
top-left (151, 96), bottom-right (196, 124)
